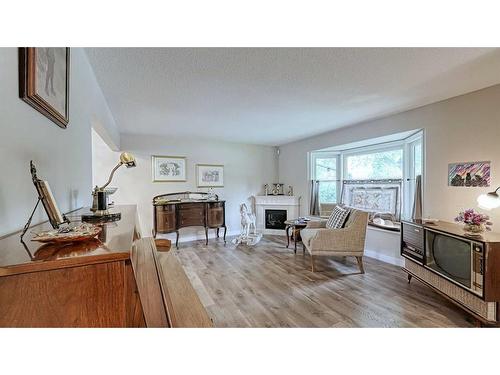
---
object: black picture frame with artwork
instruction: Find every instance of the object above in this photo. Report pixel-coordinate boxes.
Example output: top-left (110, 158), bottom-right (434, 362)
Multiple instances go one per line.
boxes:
top-left (19, 47), bottom-right (70, 128)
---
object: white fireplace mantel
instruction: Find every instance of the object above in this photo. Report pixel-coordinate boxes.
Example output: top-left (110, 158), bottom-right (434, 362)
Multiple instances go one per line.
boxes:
top-left (253, 195), bottom-right (301, 235)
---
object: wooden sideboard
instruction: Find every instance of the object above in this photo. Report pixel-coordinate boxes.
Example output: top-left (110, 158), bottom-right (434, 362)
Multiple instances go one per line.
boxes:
top-left (153, 192), bottom-right (227, 248)
top-left (0, 205), bottom-right (212, 328)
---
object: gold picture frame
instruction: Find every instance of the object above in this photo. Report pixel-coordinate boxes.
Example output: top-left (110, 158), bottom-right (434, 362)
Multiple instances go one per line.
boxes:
top-left (196, 164), bottom-right (224, 188)
top-left (152, 155), bottom-right (187, 182)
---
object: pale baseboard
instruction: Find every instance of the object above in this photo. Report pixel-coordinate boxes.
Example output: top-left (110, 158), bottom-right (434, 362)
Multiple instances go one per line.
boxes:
top-left (364, 249), bottom-right (404, 267)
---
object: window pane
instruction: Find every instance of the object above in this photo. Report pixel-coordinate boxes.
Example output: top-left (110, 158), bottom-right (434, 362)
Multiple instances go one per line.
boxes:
top-left (315, 157), bottom-right (337, 180)
top-left (414, 142), bottom-right (422, 177)
top-left (319, 181), bottom-right (337, 203)
top-left (346, 149), bottom-right (403, 180)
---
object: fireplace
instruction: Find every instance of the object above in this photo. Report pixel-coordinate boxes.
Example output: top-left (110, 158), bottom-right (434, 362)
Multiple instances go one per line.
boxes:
top-left (265, 209), bottom-right (287, 230)
top-left (254, 195), bottom-right (301, 235)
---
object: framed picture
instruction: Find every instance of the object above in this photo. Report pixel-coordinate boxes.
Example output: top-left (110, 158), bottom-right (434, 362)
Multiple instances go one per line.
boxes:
top-left (19, 47), bottom-right (70, 128)
top-left (196, 164), bottom-right (224, 187)
top-left (152, 155), bottom-right (187, 182)
top-left (30, 161), bottom-right (68, 229)
top-left (448, 161), bottom-right (491, 187)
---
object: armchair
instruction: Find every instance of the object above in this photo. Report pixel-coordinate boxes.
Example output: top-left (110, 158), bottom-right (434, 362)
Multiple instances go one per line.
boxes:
top-left (300, 209), bottom-right (369, 273)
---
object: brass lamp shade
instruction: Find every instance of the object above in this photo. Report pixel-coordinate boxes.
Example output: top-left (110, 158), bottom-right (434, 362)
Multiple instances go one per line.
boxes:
top-left (120, 152), bottom-right (136, 168)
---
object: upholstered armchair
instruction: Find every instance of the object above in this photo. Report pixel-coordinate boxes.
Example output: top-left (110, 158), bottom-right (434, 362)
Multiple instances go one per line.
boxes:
top-left (300, 209), bottom-right (369, 273)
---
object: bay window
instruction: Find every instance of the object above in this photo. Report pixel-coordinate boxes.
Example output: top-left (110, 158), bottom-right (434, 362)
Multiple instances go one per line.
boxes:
top-left (310, 131), bottom-right (423, 222)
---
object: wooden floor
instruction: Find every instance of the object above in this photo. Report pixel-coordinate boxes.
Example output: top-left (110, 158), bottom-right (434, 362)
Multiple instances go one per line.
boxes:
top-left (173, 235), bottom-right (474, 327)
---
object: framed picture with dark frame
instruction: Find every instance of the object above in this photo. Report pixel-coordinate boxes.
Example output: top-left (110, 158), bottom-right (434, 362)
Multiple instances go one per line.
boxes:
top-left (19, 47), bottom-right (70, 128)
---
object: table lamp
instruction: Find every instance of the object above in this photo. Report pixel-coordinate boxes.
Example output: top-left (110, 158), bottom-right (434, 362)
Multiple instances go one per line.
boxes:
top-left (477, 186), bottom-right (500, 210)
top-left (83, 152), bottom-right (136, 222)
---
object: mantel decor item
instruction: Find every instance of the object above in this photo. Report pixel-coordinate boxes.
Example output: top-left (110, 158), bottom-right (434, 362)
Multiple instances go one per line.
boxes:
top-left (19, 47), bottom-right (70, 128)
top-left (448, 161), bottom-right (491, 187)
top-left (454, 208), bottom-right (493, 236)
top-left (264, 184), bottom-right (269, 196)
top-left (197, 164), bottom-right (224, 188)
top-left (477, 186), bottom-right (500, 210)
top-left (152, 155), bottom-right (187, 182)
top-left (83, 152), bottom-right (136, 223)
top-left (272, 183), bottom-right (284, 195)
top-left (20, 161), bottom-right (70, 240)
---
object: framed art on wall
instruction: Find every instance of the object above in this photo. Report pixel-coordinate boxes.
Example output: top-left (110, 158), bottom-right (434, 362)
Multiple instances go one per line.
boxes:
top-left (19, 47), bottom-right (70, 128)
top-left (152, 155), bottom-right (187, 182)
top-left (196, 164), bottom-right (224, 187)
top-left (448, 161), bottom-right (491, 187)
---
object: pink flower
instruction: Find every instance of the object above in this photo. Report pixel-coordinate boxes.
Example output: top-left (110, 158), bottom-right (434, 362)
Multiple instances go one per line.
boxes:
top-left (455, 209), bottom-right (493, 227)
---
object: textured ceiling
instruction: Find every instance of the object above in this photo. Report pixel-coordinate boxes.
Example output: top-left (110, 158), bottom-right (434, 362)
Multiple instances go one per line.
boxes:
top-left (85, 48), bottom-right (500, 146)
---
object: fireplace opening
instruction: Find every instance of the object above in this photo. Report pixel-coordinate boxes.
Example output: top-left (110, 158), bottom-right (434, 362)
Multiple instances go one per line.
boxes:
top-left (265, 209), bottom-right (287, 230)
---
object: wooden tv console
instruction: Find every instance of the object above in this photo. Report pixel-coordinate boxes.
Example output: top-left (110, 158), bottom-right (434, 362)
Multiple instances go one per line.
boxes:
top-left (401, 220), bottom-right (500, 326)
top-left (0, 205), bottom-right (212, 328)
top-left (153, 192), bottom-right (227, 248)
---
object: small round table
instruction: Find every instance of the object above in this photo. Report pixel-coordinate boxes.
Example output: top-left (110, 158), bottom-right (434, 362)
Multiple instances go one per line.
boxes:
top-left (284, 219), bottom-right (308, 253)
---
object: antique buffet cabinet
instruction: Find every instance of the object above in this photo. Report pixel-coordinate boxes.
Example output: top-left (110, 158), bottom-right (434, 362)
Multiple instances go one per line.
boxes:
top-left (153, 192), bottom-right (227, 248)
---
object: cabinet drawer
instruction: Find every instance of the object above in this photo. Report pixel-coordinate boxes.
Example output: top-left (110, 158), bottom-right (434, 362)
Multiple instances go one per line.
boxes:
top-left (179, 217), bottom-right (205, 227)
top-left (402, 223), bottom-right (424, 251)
top-left (179, 203), bottom-right (204, 211)
top-left (179, 209), bottom-right (204, 220)
top-left (156, 210), bottom-right (176, 233)
top-left (156, 205), bottom-right (175, 213)
top-left (208, 202), bottom-right (224, 209)
top-left (207, 207), bottom-right (224, 227)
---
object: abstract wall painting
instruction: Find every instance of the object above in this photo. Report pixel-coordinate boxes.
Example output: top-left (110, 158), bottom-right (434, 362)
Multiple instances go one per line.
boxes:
top-left (448, 161), bottom-right (491, 187)
top-left (152, 156), bottom-right (187, 182)
top-left (19, 47), bottom-right (70, 128)
top-left (196, 164), bottom-right (224, 187)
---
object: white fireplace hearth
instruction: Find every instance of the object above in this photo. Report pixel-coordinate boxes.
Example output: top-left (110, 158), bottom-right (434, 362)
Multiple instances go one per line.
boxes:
top-left (253, 195), bottom-right (301, 235)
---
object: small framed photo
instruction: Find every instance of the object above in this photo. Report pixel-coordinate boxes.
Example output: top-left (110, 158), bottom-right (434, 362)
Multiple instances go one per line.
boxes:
top-left (197, 164), bottom-right (224, 188)
top-left (19, 47), bottom-right (70, 128)
top-left (152, 155), bottom-right (187, 182)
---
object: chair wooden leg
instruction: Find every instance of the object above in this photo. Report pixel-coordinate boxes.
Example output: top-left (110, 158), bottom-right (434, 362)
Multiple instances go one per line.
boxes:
top-left (311, 255), bottom-right (315, 272)
top-left (355, 256), bottom-right (365, 274)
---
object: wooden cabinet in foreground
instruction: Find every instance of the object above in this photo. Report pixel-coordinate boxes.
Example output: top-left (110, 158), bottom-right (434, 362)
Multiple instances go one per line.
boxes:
top-left (0, 205), bottom-right (212, 328)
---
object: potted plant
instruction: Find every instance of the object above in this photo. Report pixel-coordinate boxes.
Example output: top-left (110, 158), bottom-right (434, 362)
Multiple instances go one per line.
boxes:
top-left (454, 209), bottom-right (493, 235)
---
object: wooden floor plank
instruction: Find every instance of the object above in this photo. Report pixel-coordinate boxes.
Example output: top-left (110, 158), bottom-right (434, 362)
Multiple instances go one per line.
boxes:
top-left (171, 235), bottom-right (474, 328)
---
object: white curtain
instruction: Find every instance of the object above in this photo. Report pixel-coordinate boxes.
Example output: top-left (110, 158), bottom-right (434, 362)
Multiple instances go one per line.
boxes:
top-left (309, 180), bottom-right (320, 216)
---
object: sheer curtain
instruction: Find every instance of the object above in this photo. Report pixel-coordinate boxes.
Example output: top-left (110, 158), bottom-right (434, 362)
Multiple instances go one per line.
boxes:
top-left (309, 180), bottom-right (320, 216)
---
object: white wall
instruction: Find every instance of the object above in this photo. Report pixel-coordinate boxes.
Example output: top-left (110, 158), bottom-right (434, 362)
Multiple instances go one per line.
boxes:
top-left (92, 132), bottom-right (278, 241)
top-left (0, 48), bottom-right (119, 236)
top-left (279, 84), bottom-right (500, 264)
top-left (279, 84), bottom-right (500, 230)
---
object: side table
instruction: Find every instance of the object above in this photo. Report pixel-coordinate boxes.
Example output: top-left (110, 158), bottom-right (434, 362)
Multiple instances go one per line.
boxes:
top-left (284, 219), bottom-right (308, 253)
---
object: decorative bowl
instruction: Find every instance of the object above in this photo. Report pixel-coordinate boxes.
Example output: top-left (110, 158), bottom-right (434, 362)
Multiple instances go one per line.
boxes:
top-left (32, 223), bottom-right (102, 243)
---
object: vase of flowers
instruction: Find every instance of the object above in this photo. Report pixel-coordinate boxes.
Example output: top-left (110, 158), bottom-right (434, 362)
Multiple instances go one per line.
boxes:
top-left (455, 209), bottom-right (492, 236)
